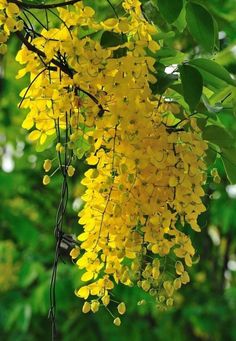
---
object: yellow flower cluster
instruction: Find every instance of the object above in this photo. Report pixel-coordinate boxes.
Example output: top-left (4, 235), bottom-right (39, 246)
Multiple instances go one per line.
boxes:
top-left (13, 0), bottom-right (208, 321)
top-left (0, 0), bottom-right (23, 54)
top-left (76, 110), bottom-right (207, 310)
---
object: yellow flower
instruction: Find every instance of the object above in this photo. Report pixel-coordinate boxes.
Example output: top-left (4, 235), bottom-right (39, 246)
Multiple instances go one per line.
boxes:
top-left (43, 175), bottom-right (50, 186)
top-left (67, 165), bottom-right (75, 177)
top-left (113, 317), bottom-right (121, 326)
top-left (70, 247), bottom-right (80, 259)
top-left (43, 159), bottom-right (52, 173)
top-left (82, 302), bottom-right (91, 313)
top-left (117, 302), bottom-right (126, 315)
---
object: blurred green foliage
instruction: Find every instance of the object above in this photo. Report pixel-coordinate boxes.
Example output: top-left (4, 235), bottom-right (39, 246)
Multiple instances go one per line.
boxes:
top-left (0, 0), bottom-right (236, 340)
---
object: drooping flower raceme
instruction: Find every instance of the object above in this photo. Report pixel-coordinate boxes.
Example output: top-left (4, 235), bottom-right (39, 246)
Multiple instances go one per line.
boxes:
top-left (3, 0), bottom-right (208, 323)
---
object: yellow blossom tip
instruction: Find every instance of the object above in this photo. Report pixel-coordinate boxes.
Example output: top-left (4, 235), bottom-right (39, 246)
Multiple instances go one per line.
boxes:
top-left (43, 175), bottom-right (50, 185)
top-left (113, 317), bottom-right (121, 326)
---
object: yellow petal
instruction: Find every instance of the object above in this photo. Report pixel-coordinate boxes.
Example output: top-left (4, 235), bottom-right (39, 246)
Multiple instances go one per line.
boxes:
top-left (113, 317), bottom-right (121, 326)
top-left (70, 247), bottom-right (80, 259)
top-left (101, 294), bottom-right (110, 306)
top-left (148, 40), bottom-right (160, 53)
top-left (40, 133), bottom-right (47, 145)
top-left (86, 155), bottom-right (98, 165)
top-left (169, 176), bottom-right (178, 187)
top-left (82, 301), bottom-right (91, 313)
top-left (185, 254), bottom-right (192, 267)
top-left (81, 272), bottom-right (94, 282)
top-left (67, 165), bottom-right (75, 177)
top-left (103, 18), bottom-right (119, 29)
top-left (84, 6), bottom-right (95, 17)
top-left (6, 3), bottom-right (20, 16)
top-left (43, 175), bottom-right (50, 185)
top-left (91, 301), bottom-right (100, 313)
top-left (77, 232), bottom-right (88, 242)
top-left (28, 130), bottom-right (41, 141)
top-left (76, 286), bottom-right (90, 299)
top-left (43, 159), bottom-right (52, 172)
top-left (22, 117), bottom-right (34, 130)
top-left (117, 302), bottom-right (126, 315)
top-left (175, 261), bottom-right (184, 275)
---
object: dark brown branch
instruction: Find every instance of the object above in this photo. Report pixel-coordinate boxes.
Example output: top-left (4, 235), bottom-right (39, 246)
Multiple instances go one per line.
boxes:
top-left (16, 31), bottom-right (73, 76)
top-left (8, 0), bottom-right (81, 10)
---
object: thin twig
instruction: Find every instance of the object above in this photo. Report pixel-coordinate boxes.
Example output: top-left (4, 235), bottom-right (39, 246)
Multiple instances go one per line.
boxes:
top-left (9, 0), bottom-right (81, 10)
top-left (18, 68), bottom-right (47, 108)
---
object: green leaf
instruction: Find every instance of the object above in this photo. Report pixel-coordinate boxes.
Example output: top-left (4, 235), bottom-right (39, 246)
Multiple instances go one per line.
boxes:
top-left (100, 31), bottom-right (124, 48)
top-left (32, 281), bottom-right (49, 314)
top-left (210, 86), bottom-right (234, 105)
top-left (5, 304), bottom-right (23, 331)
top-left (196, 117), bottom-right (208, 130)
top-left (155, 47), bottom-right (177, 58)
top-left (169, 83), bottom-right (183, 96)
top-left (202, 94), bottom-right (223, 114)
top-left (100, 31), bottom-right (127, 58)
top-left (204, 146), bottom-right (217, 165)
top-left (221, 148), bottom-right (236, 184)
top-left (141, 1), bottom-right (160, 25)
top-left (151, 47), bottom-right (185, 66)
top-left (179, 64), bottom-right (203, 110)
top-left (19, 262), bottom-right (43, 287)
top-left (113, 47), bottom-right (128, 58)
top-left (202, 125), bottom-right (234, 148)
top-left (153, 31), bottom-right (175, 40)
top-left (150, 63), bottom-right (178, 94)
top-left (186, 2), bottom-right (215, 52)
top-left (141, 1), bottom-right (175, 32)
top-left (173, 6), bottom-right (186, 32)
top-left (190, 58), bottom-right (236, 87)
top-left (76, 135), bottom-right (91, 152)
top-left (160, 51), bottom-right (185, 66)
top-left (156, 0), bottom-right (183, 23)
top-left (76, 147), bottom-right (86, 159)
top-left (213, 17), bottom-right (220, 50)
top-left (156, 48), bottom-right (185, 65)
top-left (35, 133), bottom-right (56, 152)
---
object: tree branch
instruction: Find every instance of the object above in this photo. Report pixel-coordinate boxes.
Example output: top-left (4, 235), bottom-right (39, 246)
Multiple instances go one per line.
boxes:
top-left (8, 0), bottom-right (81, 10)
top-left (16, 31), bottom-right (73, 76)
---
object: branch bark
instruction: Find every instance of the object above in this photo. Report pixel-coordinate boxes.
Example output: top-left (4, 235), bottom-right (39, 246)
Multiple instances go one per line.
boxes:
top-left (9, 0), bottom-right (81, 10)
top-left (16, 31), bottom-right (74, 77)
